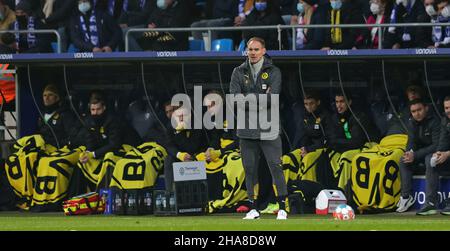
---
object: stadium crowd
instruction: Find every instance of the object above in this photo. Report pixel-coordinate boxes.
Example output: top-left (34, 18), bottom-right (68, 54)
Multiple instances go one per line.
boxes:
top-left (0, 0), bottom-right (450, 52)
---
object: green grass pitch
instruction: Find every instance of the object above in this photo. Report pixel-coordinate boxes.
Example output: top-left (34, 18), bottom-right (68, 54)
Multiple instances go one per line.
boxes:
top-left (0, 212), bottom-right (449, 231)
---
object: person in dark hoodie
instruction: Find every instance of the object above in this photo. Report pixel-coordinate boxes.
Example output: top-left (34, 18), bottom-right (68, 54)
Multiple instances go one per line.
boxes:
top-left (328, 91), bottom-right (380, 190)
top-left (396, 98), bottom-right (441, 213)
top-left (321, 0), bottom-right (364, 50)
top-left (138, 0), bottom-right (191, 51)
top-left (0, 32), bottom-right (17, 53)
top-left (292, 0), bottom-right (327, 49)
top-left (242, 0), bottom-right (288, 50)
top-left (162, 105), bottom-right (207, 192)
top-left (70, 0), bottom-right (122, 52)
top-left (10, 1), bottom-right (53, 53)
top-left (37, 84), bottom-right (79, 148)
top-left (384, 0), bottom-right (429, 49)
top-left (78, 93), bottom-right (123, 163)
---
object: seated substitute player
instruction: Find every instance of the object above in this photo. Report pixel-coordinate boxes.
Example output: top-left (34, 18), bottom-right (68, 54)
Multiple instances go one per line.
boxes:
top-left (397, 98), bottom-right (441, 213)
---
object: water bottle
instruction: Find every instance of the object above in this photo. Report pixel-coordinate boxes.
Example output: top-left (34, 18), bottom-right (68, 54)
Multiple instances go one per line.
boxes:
top-left (155, 194), bottom-right (162, 211)
top-left (169, 194), bottom-right (176, 211)
top-left (114, 194), bottom-right (122, 213)
top-left (128, 193), bottom-right (136, 212)
top-left (162, 195), bottom-right (167, 211)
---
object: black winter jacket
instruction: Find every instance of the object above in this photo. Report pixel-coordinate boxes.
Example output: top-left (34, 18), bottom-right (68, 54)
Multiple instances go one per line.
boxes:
top-left (406, 113), bottom-right (441, 161)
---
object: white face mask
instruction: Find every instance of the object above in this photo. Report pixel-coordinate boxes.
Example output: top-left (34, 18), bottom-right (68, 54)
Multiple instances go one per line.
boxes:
top-left (442, 5), bottom-right (450, 17)
top-left (78, 2), bottom-right (91, 14)
top-left (370, 3), bottom-right (380, 15)
top-left (425, 5), bottom-right (437, 17)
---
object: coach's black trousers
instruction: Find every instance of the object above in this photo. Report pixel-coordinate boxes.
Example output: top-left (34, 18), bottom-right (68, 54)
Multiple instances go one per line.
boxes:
top-left (239, 137), bottom-right (287, 200)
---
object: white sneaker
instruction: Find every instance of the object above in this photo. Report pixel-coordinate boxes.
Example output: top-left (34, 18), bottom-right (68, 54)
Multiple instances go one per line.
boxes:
top-left (396, 195), bottom-right (415, 213)
top-left (276, 209), bottom-right (288, 220)
top-left (243, 209), bottom-right (260, 219)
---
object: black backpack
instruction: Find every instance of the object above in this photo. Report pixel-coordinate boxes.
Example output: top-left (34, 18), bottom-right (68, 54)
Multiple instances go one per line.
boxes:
top-left (287, 180), bottom-right (324, 214)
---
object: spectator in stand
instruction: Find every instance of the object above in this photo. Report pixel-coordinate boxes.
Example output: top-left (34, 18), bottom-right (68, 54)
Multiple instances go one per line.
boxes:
top-left (94, 0), bottom-right (124, 20)
top-left (0, 0), bottom-right (15, 30)
top-left (384, 0), bottom-right (429, 49)
top-left (396, 98), bottom-right (441, 213)
top-left (241, 0), bottom-right (288, 50)
top-left (137, 0), bottom-right (190, 51)
top-left (423, 0), bottom-right (450, 48)
top-left (235, 0), bottom-right (254, 27)
top-left (10, 1), bottom-right (53, 53)
top-left (356, 0), bottom-right (393, 49)
top-left (321, 0), bottom-right (364, 50)
top-left (119, 0), bottom-right (155, 28)
top-left (29, 0), bottom-right (77, 52)
top-left (70, 0), bottom-right (123, 52)
top-left (118, 0), bottom-right (155, 51)
top-left (292, 0), bottom-right (327, 49)
top-left (190, 0), bottom-right (239, 41)
top-left (277, 0), bottom-right (296, 24)
top-left (0, 32), bottom-right (17, 53)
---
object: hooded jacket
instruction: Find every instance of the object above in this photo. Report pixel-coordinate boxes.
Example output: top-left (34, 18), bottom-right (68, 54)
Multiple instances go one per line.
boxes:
top-left (229, 55), bottom-right (281, 140)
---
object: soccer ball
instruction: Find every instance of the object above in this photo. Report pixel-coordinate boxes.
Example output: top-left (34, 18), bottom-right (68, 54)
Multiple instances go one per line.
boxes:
top-left (333, 204), bottom-right (355, 221)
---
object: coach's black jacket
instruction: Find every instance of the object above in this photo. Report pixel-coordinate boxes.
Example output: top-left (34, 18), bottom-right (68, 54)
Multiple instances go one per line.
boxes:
top-left (438, 116), bottom-right (450, 152)
top-left (328, 110), bottom-right (380, 152)
top-left (164, 128), bottom-right (207, 158)
top-left (406, 113), bottom-right (441, 161)
top-left (301, 107), bottom-right (333, 152)
top-left (81, 113), bottom-right (123, 159)
top-left (37, 104), bottom-right (79, 148)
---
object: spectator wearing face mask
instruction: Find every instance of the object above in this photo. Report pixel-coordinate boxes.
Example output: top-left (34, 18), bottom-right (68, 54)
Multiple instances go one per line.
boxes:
top-left (356, 0), bottom-right (393, 49)
top-left (137, 0), bottom-right (190, 51)
top-left (423, 0), bottom-right (450, 48)
top-left (241, 0), bottom-right (289, 50)
top-left (321, 0), bottom-right (364, 50)
top-left (385, 0), bottom-right (429, 49)
top-left (70, 0), bottom-right (123, 52)
top-left (9, 1), bottom-right (53, 53)
top-left (0, 0), bottom-right (15, 30)
top-left (292, 0), bottom-right (327, 49)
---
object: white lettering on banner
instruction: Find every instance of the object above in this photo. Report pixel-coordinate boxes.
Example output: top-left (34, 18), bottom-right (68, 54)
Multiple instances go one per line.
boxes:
top-left (414, 191), bottom-right (426, 204)
top-left (241, 51), bottom-right (248, 57)
top-left (74, 52), bottom-right (94, 59)
top-left (156, 51), bottom-right (177, 57)
top-left (0, 54), bottom-right (13, 60)
top-left (327, 50), bottom-right (348, 56)
top-left (415, 48), bottom-right (437, 55)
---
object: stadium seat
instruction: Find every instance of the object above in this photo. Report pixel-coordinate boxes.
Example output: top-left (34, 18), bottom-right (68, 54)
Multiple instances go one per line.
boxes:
top-left (189, 39), bottom-right (205, 51)
top-left (51, 42), bottom-right (58, 53)
top-left (237, 39), bottom-right (246, 52)
top-left (67, 44), bottom-right (79, 53)
top-left (211, 39), bottom-right (234, 52)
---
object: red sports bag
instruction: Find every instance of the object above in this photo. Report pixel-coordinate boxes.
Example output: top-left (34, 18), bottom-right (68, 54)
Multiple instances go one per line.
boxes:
top-left (63, 192), bottom-right (105, 216)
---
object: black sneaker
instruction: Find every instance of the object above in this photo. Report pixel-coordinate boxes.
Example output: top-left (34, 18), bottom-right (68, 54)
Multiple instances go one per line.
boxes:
top-left (441, 200), bottom-right (450, 216)
top-left (416, 202), bottom-right (438, 216)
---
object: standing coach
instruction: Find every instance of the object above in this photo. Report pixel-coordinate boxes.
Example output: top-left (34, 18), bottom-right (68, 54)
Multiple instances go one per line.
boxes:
top-left (229, 37), bottom-right (288, 220)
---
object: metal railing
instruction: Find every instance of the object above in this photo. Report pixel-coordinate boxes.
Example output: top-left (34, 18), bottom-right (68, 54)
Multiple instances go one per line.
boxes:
top-left (125, 23), bottom-right (450, 51)
top-left (0, 29), bottom-right (61, 53)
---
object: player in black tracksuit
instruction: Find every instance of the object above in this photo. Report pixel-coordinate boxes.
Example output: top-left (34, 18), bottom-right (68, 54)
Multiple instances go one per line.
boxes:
top-left (37, 84), bottom-right (80, 148)
top-left (162, 106), bottom-right (207, 192)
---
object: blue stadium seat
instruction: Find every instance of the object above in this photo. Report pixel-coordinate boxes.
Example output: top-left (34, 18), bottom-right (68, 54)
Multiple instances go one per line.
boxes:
top-left (51, 42), bottom-right (58, 53)
top-left (211, 39), bottom-right (234, 52)
top-left (189, 39), bottom-right (205, 51)
top-left (237, 39), bottom-right (246, 52)
top-left (67, 44), bottom-right (79, 53)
